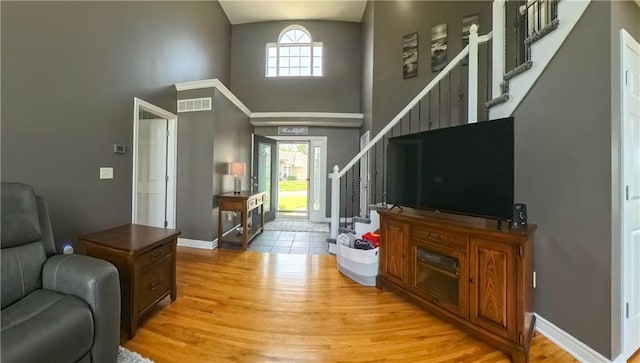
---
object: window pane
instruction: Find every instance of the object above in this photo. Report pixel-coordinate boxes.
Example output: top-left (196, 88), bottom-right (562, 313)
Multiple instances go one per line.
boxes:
top-left (313, 67), bottom-right (322, 76)
top-left (268, 46), bottom-right (277, 57)
top-left (298, 33), bottom-right (311, 42)
top-left (313, 56), bottom-right (322, 65)
top-left (280, 57), bottom-right (290, 67)
top-left (290, 68), bottom-right (300, 76)
top-left (281, 31), bottom-right (295, 43)
top-left (268, 58), bottom-right (276, 67)
top-left (301, 57), bottom-right (310, 67)
top-left (280, 47), bottom-right (289, 56)
top-left (313, 46), bottom-right (323, 56)
top-left (267, 68), bottom-right (276, 77)
top-left (300, 68), bottom-right (311, 76)
top-left (300, 47), bottom-right (310, 56)
top-left (280, 68), bottom-right (290, 76)
top-left (290, 57), bottom-right (300, 67)
top-left (290, 47), bottom-right (300, 56)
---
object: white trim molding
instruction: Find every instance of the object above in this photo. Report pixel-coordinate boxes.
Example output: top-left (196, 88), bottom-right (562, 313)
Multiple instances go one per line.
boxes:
top-left (535, 313), bottom-right (618, 363)
top-left (175, 79), bottom-right (252, 116)
top-left (175, 79), bottom-right (364, 127)
top-left (251, 114), bottom-right (363, 128)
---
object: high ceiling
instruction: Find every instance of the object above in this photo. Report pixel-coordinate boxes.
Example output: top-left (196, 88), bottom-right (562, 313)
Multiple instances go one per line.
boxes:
top-left (218, 1), bottom-right (368, 25)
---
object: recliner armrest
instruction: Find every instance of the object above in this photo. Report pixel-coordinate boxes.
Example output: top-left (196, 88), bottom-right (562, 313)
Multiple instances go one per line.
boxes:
top-left (42, 254), bottom-right (120, 363)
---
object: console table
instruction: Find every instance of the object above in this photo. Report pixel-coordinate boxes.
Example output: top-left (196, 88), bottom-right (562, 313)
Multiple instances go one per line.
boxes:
top-left (80, 224), bottom-right (181, 338)
top-left (217, 191), bottom-right (265, 250)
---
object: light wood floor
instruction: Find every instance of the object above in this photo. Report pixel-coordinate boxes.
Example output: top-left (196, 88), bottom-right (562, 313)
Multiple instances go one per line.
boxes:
top-left (123, 247), bottom-right (594, 362)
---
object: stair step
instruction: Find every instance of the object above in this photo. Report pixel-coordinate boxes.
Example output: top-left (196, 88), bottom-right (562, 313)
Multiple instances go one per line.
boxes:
top-left (485, 94), bottom-right (510, 109)
top-left (368, 204), bottom-right (388, 212)
top-left (339, 227), bottom-right (355, 234)
top-left (524, 19), bottom-right (560, 47)
top-left (504, 61), bottom-right (533, 81)
top-left (352, 216), bottom-right (371, 224)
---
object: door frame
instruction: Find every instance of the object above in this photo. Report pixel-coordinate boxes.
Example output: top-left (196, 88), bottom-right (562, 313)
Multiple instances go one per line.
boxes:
top-left (618, 28), bottom-right (640, 361)
top-left (131, 97), bottom-right (178, 228)
top-left (267, 135), bottom-right (327, 222)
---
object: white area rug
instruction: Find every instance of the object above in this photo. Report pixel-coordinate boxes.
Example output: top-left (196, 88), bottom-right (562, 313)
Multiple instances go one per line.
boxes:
top-left (118, 346), bottom-right (154, 363)
top-left (264, 219), bottom-right (330, 232)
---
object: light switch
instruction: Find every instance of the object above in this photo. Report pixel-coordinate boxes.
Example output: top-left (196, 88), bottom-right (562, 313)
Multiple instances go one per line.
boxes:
top-left (100, 167), bottom-right (113, 180)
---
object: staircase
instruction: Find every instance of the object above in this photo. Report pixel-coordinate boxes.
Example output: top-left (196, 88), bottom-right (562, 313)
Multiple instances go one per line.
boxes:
top-left (328, 0), bottom-right (590, 248)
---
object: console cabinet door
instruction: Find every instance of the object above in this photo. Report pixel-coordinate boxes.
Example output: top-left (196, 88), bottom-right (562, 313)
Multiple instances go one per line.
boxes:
top-left (380, 219), bottom-right (409, 287)
top-left (469, 238), bottom-right (517, 340)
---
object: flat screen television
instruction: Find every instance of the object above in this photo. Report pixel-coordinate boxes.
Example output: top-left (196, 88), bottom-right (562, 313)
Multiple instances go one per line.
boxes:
top-left (386, 117), bottom-right (514, 220)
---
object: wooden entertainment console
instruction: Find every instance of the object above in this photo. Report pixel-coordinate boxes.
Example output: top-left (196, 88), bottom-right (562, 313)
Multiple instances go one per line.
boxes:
top-left (377, 208), bottom-right (536, 363)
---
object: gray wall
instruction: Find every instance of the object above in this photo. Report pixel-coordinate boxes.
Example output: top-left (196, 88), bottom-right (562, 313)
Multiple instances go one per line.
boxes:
top-left (360, 2), bottom-right (375, 134)
top-left (370, 1), bottom-right (493, 134)
top-left (212, 89), bottom-right (253, 239)
top-left (254, 127), bottom-right (359, 217)
top-left (176, 89), bottom-right (217, 241)
top-left (1, 1), bottom-right (230, 249)
top-left (513, 2), bottom-right (614, 357)
top-left (610, 1), bottom-right (640, 357)
top-left (367, 1), bottom-right (493, 201)
top-left (230, 20), bottom-right (362, 112)
top-left (176, 88), bottom-right (252, 241)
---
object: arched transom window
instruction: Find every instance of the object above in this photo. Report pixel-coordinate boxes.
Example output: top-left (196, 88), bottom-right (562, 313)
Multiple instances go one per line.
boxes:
top-left (266, 25), bottom-right (323, 77)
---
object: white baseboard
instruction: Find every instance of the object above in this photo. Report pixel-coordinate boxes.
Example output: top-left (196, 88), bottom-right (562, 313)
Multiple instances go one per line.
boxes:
top-left (535, 313), bottom-right (615, 363)
top-left (177, 237), bottom-right (217, 250)
top-left (177, 224), bottom-right (241, 250)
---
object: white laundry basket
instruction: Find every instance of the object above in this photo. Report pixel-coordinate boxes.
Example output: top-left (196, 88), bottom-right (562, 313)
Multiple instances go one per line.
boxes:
top-left (336, 234), bottom-right (379, 287)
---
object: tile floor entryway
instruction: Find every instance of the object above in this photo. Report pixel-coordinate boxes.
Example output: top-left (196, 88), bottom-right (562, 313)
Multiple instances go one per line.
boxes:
top-left (247, 231), bottom-right (330, 255)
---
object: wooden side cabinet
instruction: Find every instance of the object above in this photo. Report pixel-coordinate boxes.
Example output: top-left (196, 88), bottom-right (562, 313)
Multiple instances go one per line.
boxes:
top-left (377, 209), bottom-right (535, 363)
top-left (379, 219), bottom-right (409, 287)
top-left (469, 238), bottom-right (517, 341)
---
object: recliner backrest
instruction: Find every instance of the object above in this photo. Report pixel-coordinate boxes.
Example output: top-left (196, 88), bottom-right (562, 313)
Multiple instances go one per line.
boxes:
top-left (1, 183), bottom-right (56, 309)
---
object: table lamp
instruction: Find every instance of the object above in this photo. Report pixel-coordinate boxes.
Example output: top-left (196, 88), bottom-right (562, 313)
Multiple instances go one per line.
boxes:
top-left (229, 162), bottom-right (246, 194)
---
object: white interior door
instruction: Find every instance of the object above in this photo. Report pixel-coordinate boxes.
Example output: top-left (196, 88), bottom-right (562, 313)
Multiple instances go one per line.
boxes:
top-left (136, 118), bottom-right (168, 228)
top-left (359, 131), bottom-right (370, 217)
top-left (622, 29), bottom-right (640, 358)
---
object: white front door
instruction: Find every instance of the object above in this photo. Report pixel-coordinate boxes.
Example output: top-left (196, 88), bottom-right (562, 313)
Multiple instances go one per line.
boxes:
top-left (621, 29), bottom-right (640, 358)
top-left (136, 118), bottom-right (168, 228)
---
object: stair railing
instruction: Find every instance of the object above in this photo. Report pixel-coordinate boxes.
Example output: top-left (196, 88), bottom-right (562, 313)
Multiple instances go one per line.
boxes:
top-left (329, 25), bottom-right (492, 239)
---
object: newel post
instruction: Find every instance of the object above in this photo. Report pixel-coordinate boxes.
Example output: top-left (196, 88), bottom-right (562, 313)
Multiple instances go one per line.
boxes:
top-left (467, 23), bottom-right (479, 124)
top-left (492, 0), bottom-right (506, 103)
top-left (330, 165), bottom-right (340, 239)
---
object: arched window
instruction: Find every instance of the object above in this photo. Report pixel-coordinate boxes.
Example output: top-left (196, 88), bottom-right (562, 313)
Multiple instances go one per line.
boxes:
top-left (266, 25), bottom-right (323, 77)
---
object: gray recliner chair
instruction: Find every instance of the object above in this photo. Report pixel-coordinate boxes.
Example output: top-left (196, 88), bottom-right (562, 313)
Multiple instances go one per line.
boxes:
top-left (1, 183), bottom-right (121, 363)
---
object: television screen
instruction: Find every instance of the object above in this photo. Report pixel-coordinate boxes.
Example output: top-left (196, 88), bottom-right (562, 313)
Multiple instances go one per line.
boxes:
top-left (386, 117), bottom-right (514, 220)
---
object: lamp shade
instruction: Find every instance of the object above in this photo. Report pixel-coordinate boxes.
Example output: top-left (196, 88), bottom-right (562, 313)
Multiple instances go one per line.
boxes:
top-left (229, 162), bottom-right (246, 177)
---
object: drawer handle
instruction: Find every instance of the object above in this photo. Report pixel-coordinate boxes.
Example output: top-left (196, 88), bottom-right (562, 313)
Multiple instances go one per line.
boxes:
top-left (150, 249), bottom-right (164, 260)
top-left (151, 280), bottom-right (163, 290)
top-left (428, 233), bottom-right (443, 241)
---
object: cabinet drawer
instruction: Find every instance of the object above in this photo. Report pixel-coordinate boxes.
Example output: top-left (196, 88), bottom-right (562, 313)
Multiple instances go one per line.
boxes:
top-left (138, 256), bottom-right (172, 312)
top-left (413, 227), bottom-right (467, 250)
top-left (248, 197), bottom-right (257, 210)
top-left (139, 244), bottom-right (172, 267)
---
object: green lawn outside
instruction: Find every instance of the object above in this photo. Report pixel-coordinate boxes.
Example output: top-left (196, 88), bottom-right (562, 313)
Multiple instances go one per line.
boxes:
top-left (278, 180), bottom-right (308, 192)
top-left (278, 195), bottom-right (307, 211)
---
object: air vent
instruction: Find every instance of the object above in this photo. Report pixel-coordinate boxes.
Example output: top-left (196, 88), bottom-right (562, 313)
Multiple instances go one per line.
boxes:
top-left (177, 97), bottom-right (212, 113)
